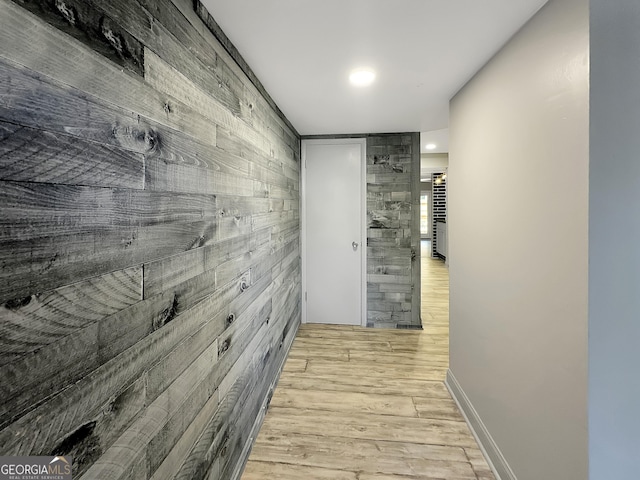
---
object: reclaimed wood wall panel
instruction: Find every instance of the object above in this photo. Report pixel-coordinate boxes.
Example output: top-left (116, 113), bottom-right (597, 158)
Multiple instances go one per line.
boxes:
top-left (366, 133), bottom-right (421, 328)
top-left (0, 1), bottom-right (301, 479)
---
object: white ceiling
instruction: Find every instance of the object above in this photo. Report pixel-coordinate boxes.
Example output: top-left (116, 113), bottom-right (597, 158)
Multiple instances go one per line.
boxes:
top-left (202, 0), bottom-right (548, 146)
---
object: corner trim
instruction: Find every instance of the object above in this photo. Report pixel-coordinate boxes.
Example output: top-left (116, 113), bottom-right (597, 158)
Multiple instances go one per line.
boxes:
top-left (445, 369), bottom-right (517, 480)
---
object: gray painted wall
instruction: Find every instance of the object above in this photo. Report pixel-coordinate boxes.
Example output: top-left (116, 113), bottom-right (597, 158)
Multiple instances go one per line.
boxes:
top-left (589, 1), bottom-right (640, 477)
top-left (448, 0), bottom-right (589, 477)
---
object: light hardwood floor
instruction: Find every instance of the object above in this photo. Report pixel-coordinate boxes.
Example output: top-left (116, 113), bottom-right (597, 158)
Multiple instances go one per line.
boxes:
top-left (242, 244), bottom-right (495, 480)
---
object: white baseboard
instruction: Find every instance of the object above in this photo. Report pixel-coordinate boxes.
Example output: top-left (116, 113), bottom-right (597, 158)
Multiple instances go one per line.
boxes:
top-left (445, 370), bottom-right (517, 480)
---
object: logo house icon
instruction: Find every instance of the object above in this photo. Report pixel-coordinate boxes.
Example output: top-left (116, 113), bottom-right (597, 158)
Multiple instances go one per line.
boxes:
top-left (48, 455), bottom-right (72, 477)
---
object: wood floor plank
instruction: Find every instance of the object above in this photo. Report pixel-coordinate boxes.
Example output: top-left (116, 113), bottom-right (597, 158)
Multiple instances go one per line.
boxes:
top-left (280, 358), bottom-right (307, 373)
top-left (348, 350), bottom-right (449, 366)
top-left (248, 432), bottom-right (475, 478)
top-left (465, 447), bottom-right (495, 479)
top-left (412, 397), bottom-right (466, 422)
top-left (260, 407), bottom-right (478, 448)
top-left (358, 474), bottom-right (474, 480)
top-left (304, 359), bottom-right (446, 381)
top-left (276, 372), bottom-right (450, 398)
top-left (270, 388), bottom-right (418, 418)
top-left (296, 325), bottom-right (421, 339)
top-left (243, 461), bottom-right (357, 480)
top-left (286, 346), bottom-right (350, 361)
top-left (291, 336), bottom-right (393, 352)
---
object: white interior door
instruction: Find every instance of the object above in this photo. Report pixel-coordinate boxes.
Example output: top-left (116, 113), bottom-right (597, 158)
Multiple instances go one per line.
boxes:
top-left (302, 139), bottom-right (366, 326)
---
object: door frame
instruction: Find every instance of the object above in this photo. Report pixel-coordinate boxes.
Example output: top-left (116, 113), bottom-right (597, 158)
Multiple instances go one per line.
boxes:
top-left (301, 138), bottom-right (367, 327)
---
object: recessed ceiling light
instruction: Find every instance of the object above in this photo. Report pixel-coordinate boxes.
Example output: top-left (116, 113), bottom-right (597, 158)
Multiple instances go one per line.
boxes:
top-left (349, 68), bottom-right (376, 87)
top-left (425, 143), bottom-right (437, 150)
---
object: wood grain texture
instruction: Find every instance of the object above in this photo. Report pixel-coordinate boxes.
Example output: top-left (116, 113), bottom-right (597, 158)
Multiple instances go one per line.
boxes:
top-left (0, 7), bottom-right (217, 148)
top-left (0, 121), bottom-right (145, 188)
top-left (9, 0), bottom-right (145, 75)
top-left (366, 134), bottom-right (421, 328)
top-left (0, 266), bottom-right (141, 364)
top-left (242, 254), bottom-right (496, 480)
top-left (79, 338), bottom-right (221, 480)
top-left (0, 181), bottom-right (218, 302)
top-left (0, 0), bottom-right (301, 478)
top-left (144, 48), bottom-right (269, 159)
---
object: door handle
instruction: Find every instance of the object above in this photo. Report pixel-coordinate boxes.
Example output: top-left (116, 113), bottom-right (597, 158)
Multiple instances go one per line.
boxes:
top-left (352, 241), bottom-right (359, 250)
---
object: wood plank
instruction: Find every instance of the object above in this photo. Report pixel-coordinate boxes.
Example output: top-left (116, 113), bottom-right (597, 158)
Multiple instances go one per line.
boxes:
top-left (172, 316), bottom-right (280, 480)
top-left (0, 280), bottom-right (233, 456)
top-left (218, 351), bottom-right (287, 480)
top-left (0, 6), bottom-right (217, 146)
top-left (147, 379), bottom-right (221, 480)
top-left (0, 121), bottom-right (145, 189)
top-left (303, 358), bottom-right (446, 382)
top-left (103, 264), bottom-right (272, 399)
top-left (261, 407), bottom-right (477, 448)
top-left (356, 473), bottom-right (474, 480)
top-left (261, 408), bottom-right (476, 452)
top-left (296, 324), bottom-right (421, 339)
top-left (269, 388), bottom-right (418, 418)
top-left (243, 463), bottom-right (475, 480)
top-left (276, 372), bottom-right (450, 398)
top-left (67, 0), bottom-right (241, 120)
top-left (147, 301), bottom-right (271, 472)
top-left (0, 58), bottom-right (148, 152)
top-left (412, 397), bottom-right (466, 422)
top-left (0, 181), bottom-right (217, 302)
top-left (214, 244), bottom-right (271, 290)
top-left (147, 273), bottom-right (273, 403)
top-left (286, 346), bottom-right (349, 362)
top-left (215, 300), bottom-right (300, 480)
top-left (156, 301), bottom-right (275, 480)
top-left (291, 336), bottom-right (392, 352)
top-left (348, 350), bottom-right (449, 367)
top-left (144, 48), bottom-right (269, 157)
top-left (79, 338), bottom-right (220, 480)
top-left (53, 375), bottom-right (148, 478)
top-left (217, 125), bottom-right (298, 176)
top-left (7, 0), bottom-right (144, 75)
top-left (0, 230), bottom-right (205, 305)
top-left (0, 268), bottom-right (146, 426)
top-left (143, 230), bottom-right (271, 300)
top-left (243, 462), bottom-right (357, 480)
top-left (146, 160), bottom-right (254, 197)
top-left (171, 270), bottom-right (299, 480)
top-left (0, 266), bottom-right (141, 364)
top-left (464, 447), bottom-right (495, 479)
top-left (248, 432), bottom-right (475, 479)
top-left (280, 358), bottom-right (307, 373)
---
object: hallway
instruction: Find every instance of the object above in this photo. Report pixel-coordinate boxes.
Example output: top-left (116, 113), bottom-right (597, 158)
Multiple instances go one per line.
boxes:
top-left (242, 248), bottom-right (495, 479)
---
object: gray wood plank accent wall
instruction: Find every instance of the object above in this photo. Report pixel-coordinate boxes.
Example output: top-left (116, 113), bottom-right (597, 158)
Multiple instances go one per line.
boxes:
top-left (0, 0), bottom-right (301, 478)
top-left (366, 134), bottom-right (421, 328)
